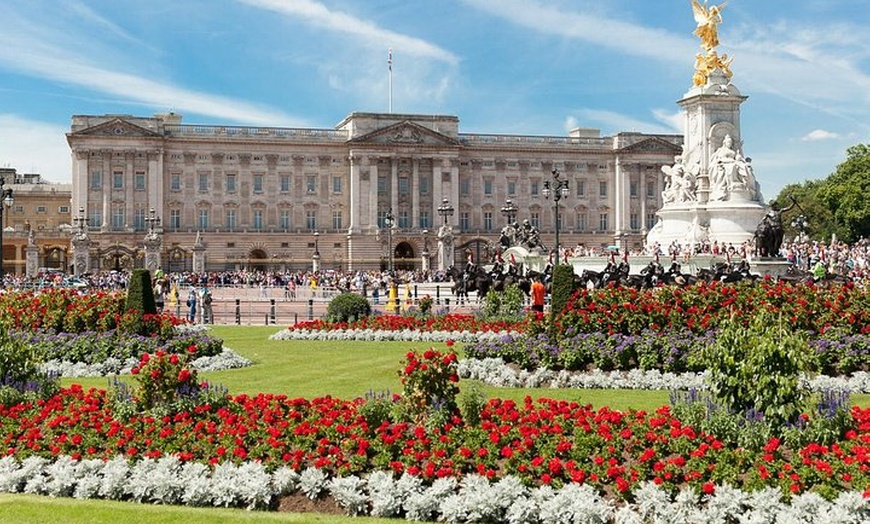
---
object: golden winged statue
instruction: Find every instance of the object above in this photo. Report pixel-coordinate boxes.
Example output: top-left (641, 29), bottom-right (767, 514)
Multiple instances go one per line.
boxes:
top-left (691, 0), bottom-right (726, 51)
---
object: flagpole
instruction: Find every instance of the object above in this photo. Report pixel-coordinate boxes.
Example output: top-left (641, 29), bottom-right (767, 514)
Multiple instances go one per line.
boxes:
top-left (388, 48), bottom-right (393, 113)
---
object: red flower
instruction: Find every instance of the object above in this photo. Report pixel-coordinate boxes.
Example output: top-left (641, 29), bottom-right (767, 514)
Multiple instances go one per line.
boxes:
top-left (702, 482), bottom-right (715, 495)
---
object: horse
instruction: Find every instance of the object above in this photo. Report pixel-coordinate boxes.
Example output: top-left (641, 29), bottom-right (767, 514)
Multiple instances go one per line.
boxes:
top-left (448, 265), bottom-right (491, 303)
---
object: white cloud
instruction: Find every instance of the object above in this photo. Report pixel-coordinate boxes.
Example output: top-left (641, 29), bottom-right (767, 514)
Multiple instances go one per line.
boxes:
top-left (237, 0), bottom-right (459, 64)
top-left (0, 115), bottom-right (71, 183)
top-left (461, 0), bottom-right (693, 62)
top-left (799, 129), bottom-right (840, 141)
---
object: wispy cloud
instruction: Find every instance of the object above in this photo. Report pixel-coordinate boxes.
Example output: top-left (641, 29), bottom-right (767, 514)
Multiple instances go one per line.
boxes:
top-left (0, 3), bottom-right (308, 126)
top-left (237, 0), bottom-right (459, 64)
top-left (462, 0), bottom-right (693, 62)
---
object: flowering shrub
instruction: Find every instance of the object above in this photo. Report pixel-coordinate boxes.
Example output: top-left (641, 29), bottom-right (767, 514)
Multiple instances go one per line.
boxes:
top-left (560, 280), bottom-right (870, 336)
top-left (129, 346), bottom-right (201, 410)
top-left (398, 349), bottom-right (460, 422)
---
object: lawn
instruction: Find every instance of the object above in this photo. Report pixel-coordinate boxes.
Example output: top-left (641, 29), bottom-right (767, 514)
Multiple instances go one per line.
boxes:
top-left (61, 325), bottom-right (869, 410)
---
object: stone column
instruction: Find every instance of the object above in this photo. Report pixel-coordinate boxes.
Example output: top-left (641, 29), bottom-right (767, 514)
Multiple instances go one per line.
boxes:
top-left (348, 153), bottom-right (360, 233)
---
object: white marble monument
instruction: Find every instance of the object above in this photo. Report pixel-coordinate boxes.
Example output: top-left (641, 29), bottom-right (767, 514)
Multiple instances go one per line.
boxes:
top-left (646, 2), bottom-right (767, 251)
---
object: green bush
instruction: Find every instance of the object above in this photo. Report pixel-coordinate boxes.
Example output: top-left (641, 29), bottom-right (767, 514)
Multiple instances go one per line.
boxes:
top-left (701, 311), bottom-right (814, 428)
top-left (550, 264), bottom-right (575, 319)
top-left (123, 269), bottom-right (157, 336)
top-left (0, 327), bottom-right (58, 403)
top-left (481, 284), bottom-right (526, 320)
top-left (126, 269), bottom-right (157, 315)
top-left (326, 292), bottom-right (372, 323)
top-left (0, 327), bottom-right (40, 387)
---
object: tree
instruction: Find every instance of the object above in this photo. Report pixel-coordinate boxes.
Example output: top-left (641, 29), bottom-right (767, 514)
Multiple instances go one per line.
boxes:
top-left (818, 144), bottom-right (870, 243)
top-left (773, 180), bottom-right (841, 243)
top-left (774, 143), bottom-right (870, 244)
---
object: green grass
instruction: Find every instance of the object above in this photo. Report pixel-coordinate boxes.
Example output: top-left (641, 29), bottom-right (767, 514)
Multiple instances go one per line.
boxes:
top-left (62, 325), bottom-right (869, 410)
top-left (0, 494), bottom-right (398, 524)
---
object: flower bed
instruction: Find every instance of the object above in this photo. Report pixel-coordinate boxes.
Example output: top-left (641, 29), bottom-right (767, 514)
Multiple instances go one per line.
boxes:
top-left (0, 386), bottom-right (867, 519)
top-left (463, 330), bottom-right (870, 377)
top-left (0, 456), bottom-right (866, 521)
top-left (559, 280), bottom-right (870, 336)
top-left (285, 313), bottom-right (525, 335)
top-left (458, 357), bottom-right (870, 393)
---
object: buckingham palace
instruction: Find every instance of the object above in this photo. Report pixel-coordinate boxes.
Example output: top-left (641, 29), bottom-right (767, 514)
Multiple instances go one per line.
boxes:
top-left (66, 111), bottom-right (682, 274)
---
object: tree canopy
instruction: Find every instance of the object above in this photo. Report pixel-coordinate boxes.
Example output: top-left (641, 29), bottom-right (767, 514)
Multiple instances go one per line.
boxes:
top-left (773, 144), bottom-right (870, 244)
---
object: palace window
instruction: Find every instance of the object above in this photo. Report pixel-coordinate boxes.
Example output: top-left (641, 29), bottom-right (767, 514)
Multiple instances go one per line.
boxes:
top-left (198, 209), bottom-right (210, 230)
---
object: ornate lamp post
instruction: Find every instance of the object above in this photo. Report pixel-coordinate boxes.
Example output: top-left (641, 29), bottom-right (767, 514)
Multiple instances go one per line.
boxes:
top-left (542, 169), bottom-right (569, 266)
top-left (500, 198), bottom-right (518, 225)
top-left (384, 210), bottom-right (395, 274)
top-left (145, 208), bottom-right (161, 234)
top-left (437, 197), bottom-right (454, 227)
top-left (0, 176), bottom-right (13, 279)
top-left (73, 207), bottom-right (88, 236)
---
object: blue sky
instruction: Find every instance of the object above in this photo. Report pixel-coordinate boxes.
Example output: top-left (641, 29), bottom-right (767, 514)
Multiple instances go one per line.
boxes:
top-left (0, 0), bottom-right (868, 200)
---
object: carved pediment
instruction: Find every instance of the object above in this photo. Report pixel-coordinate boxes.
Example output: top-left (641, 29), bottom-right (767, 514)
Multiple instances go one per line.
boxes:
top-left (619, 137), bottom-right (682, 154)
top-left (349, 121), bottom-right (459, 147)
top-left (69, 118), bottom-right (162, 138)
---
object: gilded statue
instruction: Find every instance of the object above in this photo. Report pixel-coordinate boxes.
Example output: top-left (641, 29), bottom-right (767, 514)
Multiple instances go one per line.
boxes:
top-left (691, 0), bottom-right (726, 51)
top-left (693, 50), bottom-right (733, 86)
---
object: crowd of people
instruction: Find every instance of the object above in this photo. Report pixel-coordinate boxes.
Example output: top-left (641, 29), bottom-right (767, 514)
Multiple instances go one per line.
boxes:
top-left (4, 235), bottom-right (870, 303)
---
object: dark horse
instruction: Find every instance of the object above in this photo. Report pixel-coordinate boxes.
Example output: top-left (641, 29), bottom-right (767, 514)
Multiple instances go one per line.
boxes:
top-left (448, 265), bottom-right (491, 302)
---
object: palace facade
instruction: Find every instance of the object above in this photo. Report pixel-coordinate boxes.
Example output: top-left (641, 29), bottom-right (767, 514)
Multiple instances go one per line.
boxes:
top-left (66, 112), bottom-right (682, 273)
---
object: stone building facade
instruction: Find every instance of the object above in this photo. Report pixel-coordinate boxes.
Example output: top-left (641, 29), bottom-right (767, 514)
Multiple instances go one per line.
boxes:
top-left (0, 168), bottom-right (73, 275)
top-left (66, 112), bottom-right (682, 273)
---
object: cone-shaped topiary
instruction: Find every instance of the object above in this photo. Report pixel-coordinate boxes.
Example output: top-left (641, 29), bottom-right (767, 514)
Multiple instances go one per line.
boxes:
top-left (125, 268), bottom-right (158, 317)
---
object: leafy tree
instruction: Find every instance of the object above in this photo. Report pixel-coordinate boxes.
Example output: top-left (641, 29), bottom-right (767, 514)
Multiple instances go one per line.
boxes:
top-left (773, 180), bottom-right (841, 243)
top-left (818, 144), bottom-right (870, 243)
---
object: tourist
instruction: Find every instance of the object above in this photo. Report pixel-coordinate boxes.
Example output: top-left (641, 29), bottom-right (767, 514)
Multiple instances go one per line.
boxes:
top-left (186, 288), bottom-right (197, 322)
top-left (530, 276), bottom-right (546, 314)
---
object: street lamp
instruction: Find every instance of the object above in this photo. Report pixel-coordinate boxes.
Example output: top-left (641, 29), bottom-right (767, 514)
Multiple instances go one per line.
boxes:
top-left (0, 176), bottom-right (14, 280)
top-left (74, 207), bottom-right (88, 235)
top-left (437, 197), bottom-right (454, 226)
top-left (542, 169), bottom-right (569, 265)
top-left (384, 210), bottom-right (395, 274)
top-left (501, 198), bottom-right (518, 225)
top-left (145, 207), bottom-right (161, 234)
